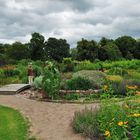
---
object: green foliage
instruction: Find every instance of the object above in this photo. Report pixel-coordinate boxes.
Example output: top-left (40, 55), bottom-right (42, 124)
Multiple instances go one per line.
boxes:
top-left (63, 93), bottom-right (80, 100)
top-left (73, 70), bottom-right (106, 89)
top-left (42, 62), bottom-right (61, 99)
top-left (45, 37), bottom-right (70, 62)
top-left (74, 60), bottom-right (100, 71)
top-left (115, 36), bottom-right (136, 58)
top-left (18, 66), bottom-right (28, 83)
top-left (5, 42), bottom-right (30, 60)
top-left (72, 101), bottom-right (140, 140)
top-left (72, 108), bottom-right (100, 139)
top-left (33, 76), bottom-right (43, 89)
top-left (66, 77), bottom-right (94, 90)
top-left (98, 42), bottom-right (122, 61)
top-left (29, 32), bottom-right (45, 60)
top-left (107, 67), bottom-right (128, 76)
top-left (0, 105), bottom-right (29, 140)
top-left (76, 39), bottom-right (98, 61)
top-left (98, 102), bottom-right (140, 139)
top-left (105, 75), bottom-right (127, 96)
top-left (4, 69), bottom-right (20, 77)
top-left (61, 57), bottom-right (75, 72)
top-left (0, 77), bottom-right (21, 86)
top-left (32, 65), bottom-right (43, 77)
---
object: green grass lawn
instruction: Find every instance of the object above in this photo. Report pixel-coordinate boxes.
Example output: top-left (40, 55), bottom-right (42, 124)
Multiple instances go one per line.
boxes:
top-left (0, 105), bottom-right (29, 140)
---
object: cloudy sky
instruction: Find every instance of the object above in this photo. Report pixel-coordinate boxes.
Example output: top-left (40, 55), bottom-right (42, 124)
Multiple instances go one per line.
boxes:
top-left (0, 0), bottom-right (140, 47)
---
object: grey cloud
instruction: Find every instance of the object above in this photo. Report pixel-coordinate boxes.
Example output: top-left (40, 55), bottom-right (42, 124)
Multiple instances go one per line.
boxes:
top-left (0, 0), bottom-right (139, 45)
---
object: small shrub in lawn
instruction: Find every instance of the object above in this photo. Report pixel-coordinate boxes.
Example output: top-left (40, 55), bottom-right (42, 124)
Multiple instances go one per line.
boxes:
top-left (72, 108), bottom-right (101, 139)
top-left (66, 77), bottom-right (94, 90)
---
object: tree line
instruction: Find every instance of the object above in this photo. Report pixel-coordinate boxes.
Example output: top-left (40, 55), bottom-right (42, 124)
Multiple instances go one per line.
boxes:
top-left (0, 32), bottom-right (140, 65)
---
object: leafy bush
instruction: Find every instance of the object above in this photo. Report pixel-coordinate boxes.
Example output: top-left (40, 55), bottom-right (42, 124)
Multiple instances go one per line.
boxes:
top-left (4, 69), bottom-right (20, 77)
top-left (66, 77), bottom-right (94, 90)
top-left (73, 70), bottom-right (106, 89)
top-left (32, 65), bottom-right (42, 77)
top-left (105, 75), bottom-right (127, 96)
top-left (18, 66), bottom-right (28, 83)
top-left (61, 57), bottom-right (75, 72)
top-left (33, 76), bottom-right (43, 89)
top-left (42, 62), bottom-right (61, 99)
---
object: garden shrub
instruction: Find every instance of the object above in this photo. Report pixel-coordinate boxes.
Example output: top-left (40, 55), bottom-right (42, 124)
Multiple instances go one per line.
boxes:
top-left (73, 70), bottom-right (106, 89)
top-left (72, 108), bottom-right (100, 139)
top-left (66, 77), bottom-right (94, 90)
top-left (62, 57), bottom-right (75, 72)
top-left (33, 76), bottom-right (43, 89)
top-left (4, 69), bottom-right (20, 77)
top-left (32, 65), bottom-right (43, 77)
top-left (18, 66), bottom-right (28, 83)
top-left (105, 75), bottom-right (127, 96)
top-left (42, 62), bottom-right (61, 99)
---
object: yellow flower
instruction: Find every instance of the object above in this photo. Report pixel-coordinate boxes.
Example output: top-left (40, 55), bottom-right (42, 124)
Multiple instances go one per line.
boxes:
top-left (118, 121), bottom-right (128, 126)
top-left (118, 121), bottom-right (123, 126)
top-left (124, 105), bottom-right (129, 108)
top-left (128, 113), bottom-right (140, 117)
top-left (103, 85), bottom-right (108, 90)
top-left (104, 130), bottom-right (110, 137)
top-left (126, 85), bottom-right (138, 90)
top-left (133, 113), bottom-right (140, 117)
top-left (136, 91), bottom-right (140, 95)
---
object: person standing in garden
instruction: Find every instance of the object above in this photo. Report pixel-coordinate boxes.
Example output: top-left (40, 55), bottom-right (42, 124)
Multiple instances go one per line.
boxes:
top-left (28, 63), bottom-right (34, 84)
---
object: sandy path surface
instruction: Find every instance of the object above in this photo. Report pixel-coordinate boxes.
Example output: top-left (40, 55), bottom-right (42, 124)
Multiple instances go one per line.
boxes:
top-left (0, 95), bottom-right (99, 140)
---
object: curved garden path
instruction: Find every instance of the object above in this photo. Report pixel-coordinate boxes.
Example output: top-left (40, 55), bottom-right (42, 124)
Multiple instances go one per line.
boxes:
top-left (0, 95), bottom-right (99, 140)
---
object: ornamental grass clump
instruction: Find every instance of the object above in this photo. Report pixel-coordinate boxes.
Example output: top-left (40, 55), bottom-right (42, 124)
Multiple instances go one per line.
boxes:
top-left (72, 108), bottom-right (101, 139)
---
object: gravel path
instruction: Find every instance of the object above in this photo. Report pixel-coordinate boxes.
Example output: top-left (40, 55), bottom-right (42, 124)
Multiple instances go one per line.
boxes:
top-left (0, 95), bottom-right (99, 140)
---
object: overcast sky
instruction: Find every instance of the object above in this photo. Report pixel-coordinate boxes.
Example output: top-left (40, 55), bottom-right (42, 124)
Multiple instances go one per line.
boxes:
top-left (0, 0), bottom-right (140, 47)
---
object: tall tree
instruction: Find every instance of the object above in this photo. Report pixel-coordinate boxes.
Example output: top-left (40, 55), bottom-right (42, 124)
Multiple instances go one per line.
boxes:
top-left (29, 32), bottom-right (45, 60)
top-left (5, 42), bottom-right (30, 60)
top-left (134, 39), bottom-right (140, 59)
top-left (98, 42), bottom-right (122, 61)
top-left (76, 38), bottom-right (98, 61)
top-left (115, 36), bottom-right (136, 58)
top-left (45, 37), bottom-right (70, 62)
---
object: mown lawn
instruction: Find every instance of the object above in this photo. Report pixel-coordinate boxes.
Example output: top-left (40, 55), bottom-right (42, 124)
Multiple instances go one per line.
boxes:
top-left (0, 105), bottom-right (29, 140)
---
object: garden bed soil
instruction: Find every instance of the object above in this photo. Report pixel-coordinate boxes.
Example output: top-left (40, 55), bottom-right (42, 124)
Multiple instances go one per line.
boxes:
top-left (20, 88), bottom-right (101, 103)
